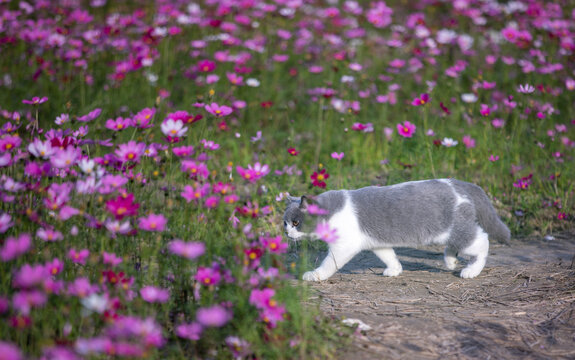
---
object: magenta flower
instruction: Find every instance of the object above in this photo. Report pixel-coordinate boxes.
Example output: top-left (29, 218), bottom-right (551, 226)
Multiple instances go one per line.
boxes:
top-left (168, 240), bottom-right (205, 260)
top-left (22, 96), bottom-right (48, 105)
top-left (68, 248), bottom-right (90, 265)
top-left (331, 152), bottom-right (344, 161)
top-left (310, 169), bottom-right (329, 188)
top-left (181, 183), bottom-right (211, 203)
top-left (205, 196), bottom-right (220, 209)
top-left (37, 227), bottom-right (64, 242)
top-left (260, 235), bottom-right (288, 254)
top-left (462, 135), bottom-right (476, 149)
top-left (105, 117), bottom-right (132, 131)
top-left (517, 84), bottom-right (535, 94)
top-left (176, 322), bottom-right (203, 340)
top-left (46, 258), bottom-right (64, 276)
top-left (397, 121), bottom-right (416, 138)
top-left (115, 141), bottom-right (146, 163)
top-left (13, 264), bottom-right (48, 289)
top-left (306, 204), bottom-right (329, 216)
top-left (0, 135), bottom-right (22, 152)
top-left (133, 108), bottom-right (156, 128)
top-left (491, 118), bottom-right (505, 128)
top-left (236, 162), bottom-right (270, 183)
top-left (0, 233), bottom-right (31, 262)
top-left (0, 341), bottom-right (23, 360)
top-left (196, 266), bottom-right (222, 286)
top-left (138, 214), bottom-right (167, 232)
top-left (489, 154), bottom-right (500, 162)
top-left (225, 337), bottom-right (251, 359)
top-left (513, 174), bottom-right (533, 190)
top-left (140, 286), bottom-right (170, 303)
top-left (102, 251), bottom-right (123, 266)
top-left (77, 108), bottom-right (102, 122)
top-left (480, 104), bottom-right (491, 116)
top-left (172, 145), bottom-right (195, 158)
top-left (181, 160), bottom-right (210, 179)
top-left (411, 93), bottom-right (430, 106)
top-left (196, 305), bottom-right (232, 327)
top-left (0, 213), bottom-right (14, 233)
top-left (315, 223), bottom-right (338, 243)
top-left (205, 103), bottom-right (233, 117)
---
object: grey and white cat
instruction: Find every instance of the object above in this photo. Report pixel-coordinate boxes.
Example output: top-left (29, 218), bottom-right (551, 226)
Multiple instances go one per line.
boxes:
top-left (283, 179), bottom-right (510, 281)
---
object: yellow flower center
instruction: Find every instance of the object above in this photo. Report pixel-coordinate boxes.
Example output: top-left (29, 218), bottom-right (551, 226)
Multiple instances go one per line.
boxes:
top-left (317, 174), bottom-right (324, 181)
top-left (117, 207), bottom-right (127, 215)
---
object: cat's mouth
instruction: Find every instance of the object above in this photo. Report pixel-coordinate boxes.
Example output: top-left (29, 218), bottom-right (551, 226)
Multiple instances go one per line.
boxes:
top-left (285, 229), bottom-right (306, 241)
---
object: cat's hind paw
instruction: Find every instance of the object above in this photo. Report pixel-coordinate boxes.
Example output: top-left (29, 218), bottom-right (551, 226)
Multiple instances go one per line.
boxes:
top-left (302, 271), bottom-right (322, 281)
top-left (383, 266), bottom-right (402, 277)
top-left (460, 266), bottom-right (482, 279)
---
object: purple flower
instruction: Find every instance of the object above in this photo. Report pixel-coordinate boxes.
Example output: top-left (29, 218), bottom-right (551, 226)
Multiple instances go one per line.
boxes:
top-left (0, 342), bottom-right (22, 360)
top-left (0, 233), bottom-right (31, 262)
top-left (140, 286), bottom-right (170, 303)
top-left (22, 96), bottom-right (48, 105)
top-left (196, 305), bottom-right (232, 327)
top-left (138, 213), bottom-right (167, 232)
top-left (77, 108), bottom-right (102, 122)
top-left (168, 240), bottom-right (206, 260)
top-left (315, 223), bottom-right (338, 243)
top-left (205, 103), bottom-right (233, 117)
top-left (176, 322), bottom-right (203, 340)
top-left (0, 213), bottom-right (14, 233)
top-left (331, 152), bottom-right (345, 161)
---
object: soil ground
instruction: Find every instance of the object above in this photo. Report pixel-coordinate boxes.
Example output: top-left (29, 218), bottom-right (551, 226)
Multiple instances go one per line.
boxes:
top-left (302, 233), bottom-right (575, 360)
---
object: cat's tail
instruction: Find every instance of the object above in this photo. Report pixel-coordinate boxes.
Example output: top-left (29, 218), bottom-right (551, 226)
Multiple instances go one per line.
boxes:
top-left (458, 181), bottom-right (511, 244)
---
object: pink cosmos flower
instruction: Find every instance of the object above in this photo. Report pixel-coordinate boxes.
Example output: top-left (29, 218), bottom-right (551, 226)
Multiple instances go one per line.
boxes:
top-left (260, 235), bottom-right (288, 254)
top-left (513, 174), bottom-right (533, 190)
top-left (205, 103), bottom-right (233, 117)
top-left (140, 286), bottom-right (170, 303)
top-left (0, 213), bottom-right (14, 233)
top-left (225, 337), bottom-right (251, 359)
top-left (46, 258), bottom-right (64, 276)
top-left (462, 135), bottom-right (476, 149)
top-left (236, 162), bottom-right (270, 183)
top-left (68, 248), bottom-right (90, 265)
top-left (205, 196), bottom-right (220, 209)
top-left (172, 145), bottom-right (195, 158)
top-left (517, 84), bottom-right (535, 94)
top-left (176, 322), bottom-right (203, 340)
top-left (13, 264), bottom-right (47, 289)
top-left (306, 204), bottom-right (329, 216)
top-left (197, 59), bottom-right (216, 73)
top-left (138, 214), bottom-right (167, 232)
top-left (0, 341), bottom-right (22, 360)
top-left (411, 93), bottom-right (430, 106)
top-left (181, 160), bottom-right (210, 179)
top-left (366, 1), bottom-right (393, 28)
top-left (115, 141), bottom-right (146, 163)
top-left (37, 228), bottom-right (64, 242)
top-left (480, 104), bottom-right (491, 116)
top-left (181, 183), bottom-right (211, 203)
top-left (104, 219), bottom-right (132, 236)
top-left (315, 223), bottom-right (338, 243)
top-left (102, 252), bottom-right (123, 267)
top-left (0, 233), bottom-right (31, 262)
top-left (133, 108), bottom-right (155, 129)
top-left (77, 108), bottom-right (102, 122)
top-left (105, 117), bottom-right (132, 131)
top-left (22, 96), bottom-right (48, 105)
top-left (0, 135), bottom-right (21, 153)
top-left (331, 152), bottom-right (344, 161)
top-left (168, 240), bottom-right (205, 260)
top-left (196, 266), bottom-right (222, 286)
top-left (196, 305), bottom-right (232, 327)
top-left (489, 155), bottom-right (500, 162)
top-left (397, 121), bottom-right (416, 138)
top-left (491, 118), bottom-right (505, 128)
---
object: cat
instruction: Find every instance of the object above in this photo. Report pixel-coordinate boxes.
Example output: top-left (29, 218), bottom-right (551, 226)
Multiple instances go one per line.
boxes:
top-left (283, 179), bottom-right (510, 281)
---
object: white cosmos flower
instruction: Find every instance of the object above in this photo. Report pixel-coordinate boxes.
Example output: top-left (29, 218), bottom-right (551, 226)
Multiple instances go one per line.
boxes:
top-left (461, 93), bottom-right (478, 103)
top-left (161, 118), bottom-right (188, 138)
top-left (246, 78), bottom-right (260, 87)
top-left (441, 137), bottom-right (459, 147)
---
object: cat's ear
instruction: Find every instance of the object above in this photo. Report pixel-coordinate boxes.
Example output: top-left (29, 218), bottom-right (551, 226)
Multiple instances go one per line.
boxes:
top-left (299, 195), bottom-right (315, 211)
top-left (286, 196), bottom-right (301, 204)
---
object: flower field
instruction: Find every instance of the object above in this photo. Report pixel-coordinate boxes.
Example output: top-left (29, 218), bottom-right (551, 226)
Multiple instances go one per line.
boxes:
top-left (0, 0), bottom-right (574, 358)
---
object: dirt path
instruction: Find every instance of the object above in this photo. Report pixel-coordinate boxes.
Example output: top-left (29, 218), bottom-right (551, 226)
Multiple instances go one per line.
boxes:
top-left (304, 234), bottom-right (575, 359)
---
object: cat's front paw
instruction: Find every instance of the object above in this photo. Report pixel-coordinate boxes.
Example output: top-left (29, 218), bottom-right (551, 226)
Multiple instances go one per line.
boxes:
top-left (383, 266), bottom-right (402, 277)
top-left (302, 271), bottom-right (322, 281)
top-left (444, 256), bottom-right (458, 271)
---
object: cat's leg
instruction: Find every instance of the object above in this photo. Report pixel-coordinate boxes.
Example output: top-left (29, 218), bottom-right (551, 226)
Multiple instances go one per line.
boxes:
top-left (302, 245), bottom-right (359, 281)
top-left (373, 248), bottom-right (403, 277)
top-left (444, 246), bottom-right (458, 270)
top-left (459, 226), bottom-right (489, 279)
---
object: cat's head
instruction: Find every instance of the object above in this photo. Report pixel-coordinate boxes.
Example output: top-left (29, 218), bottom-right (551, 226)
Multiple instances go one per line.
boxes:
top-left (283, 196), bottom-right (314, 240)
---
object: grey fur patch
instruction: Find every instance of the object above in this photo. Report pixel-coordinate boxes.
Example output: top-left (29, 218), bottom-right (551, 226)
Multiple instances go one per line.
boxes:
top-left (350, 181), bottom-right (456, 246)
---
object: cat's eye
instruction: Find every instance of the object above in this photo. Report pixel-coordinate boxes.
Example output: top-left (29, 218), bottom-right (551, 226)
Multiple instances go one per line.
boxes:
top-left (292, 220), bottom-right (300, 227)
